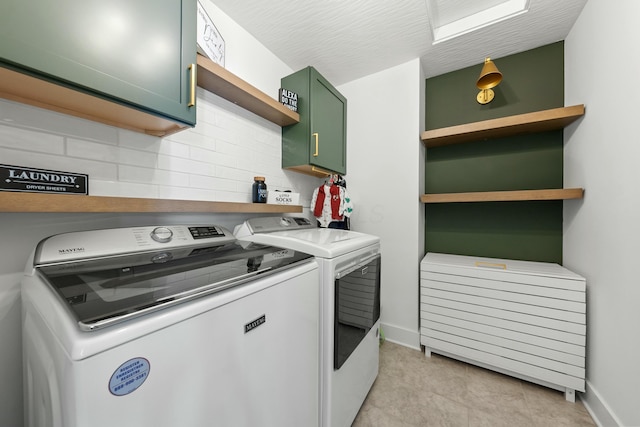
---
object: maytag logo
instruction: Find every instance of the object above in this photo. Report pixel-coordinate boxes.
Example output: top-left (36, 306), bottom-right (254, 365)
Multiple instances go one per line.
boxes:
top-left (0, 164), bottom-right (88, 195)
top-left (244, 314), bottom-right (266, 334)
top-left (58, 247), bottom-right (86, 255)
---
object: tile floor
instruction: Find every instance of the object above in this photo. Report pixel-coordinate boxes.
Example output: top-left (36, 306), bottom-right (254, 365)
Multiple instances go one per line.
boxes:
top-left (353, 341), bottom-right (596, 427)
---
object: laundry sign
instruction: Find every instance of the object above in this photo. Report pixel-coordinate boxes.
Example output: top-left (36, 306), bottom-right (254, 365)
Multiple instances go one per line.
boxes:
top-left (0, 164), bottom-right (88, 195)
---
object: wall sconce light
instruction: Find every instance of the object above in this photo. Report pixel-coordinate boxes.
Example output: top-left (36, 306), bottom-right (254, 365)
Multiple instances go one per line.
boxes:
top-left (476, 57), bottom-right (502, 104)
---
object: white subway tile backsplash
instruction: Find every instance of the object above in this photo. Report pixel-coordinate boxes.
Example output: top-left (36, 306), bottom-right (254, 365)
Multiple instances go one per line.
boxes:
top-left (213, 189), bottom-right (252, 203)
top-left (116, 128), bottom-right (160, 146)
top-left (90, 180), bottom-right (159, 198)
top-left (188, 146), bottom-right (220, 164)
top-left (0, 124), bottom-right (65, 155)
top-left (157, 185), bottom-right (218, 201)
top-left (117, 131), bottom-right (163, 152)
top-left (0, 99), bottom-right (119, 143)
top-left (156, 154), bottom-right (213, 176)
top-left (118, 131), bottom-right (195, 161)
top-left (215, 139), bottom-right (246, 157)
top-left (189, 174), bottom-right (237, 192)
top-left (168, 125), bottom-right (218, 149)
top-left (202, 123), bottom-right (239, 147)
top-left (244, 152), bottom-right (281, 176)
top-left (0, 92), bottom-right (320, 205)
top-left (250, 126), bottom-right (279, 147)
top-left (118, 165), bottom-right (190, 187)
top-left (155, 139), bottom-right (191, 159)
top-left (189, 146), bottom-right (238, 170)
top-left (217, 165), bottom-right (254, 183)
top-left (202, 96), bottom-right (251, 128)
top-left (67, 139), bottom-right (159, 168)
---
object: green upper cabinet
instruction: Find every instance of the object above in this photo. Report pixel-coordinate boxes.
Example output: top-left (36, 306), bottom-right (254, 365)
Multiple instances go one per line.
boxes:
top-left (0, 0), bottom-right (196, 134)
top-left (281, 66), bottom-right (346, 177)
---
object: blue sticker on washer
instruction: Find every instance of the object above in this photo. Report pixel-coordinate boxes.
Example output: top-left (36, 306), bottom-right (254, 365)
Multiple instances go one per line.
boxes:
top-left (109, 357), bottom-right (150, 396)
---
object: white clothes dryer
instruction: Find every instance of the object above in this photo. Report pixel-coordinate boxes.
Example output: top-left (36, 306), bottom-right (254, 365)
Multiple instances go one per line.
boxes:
top-left (234, 216), bottom-right (381, 427)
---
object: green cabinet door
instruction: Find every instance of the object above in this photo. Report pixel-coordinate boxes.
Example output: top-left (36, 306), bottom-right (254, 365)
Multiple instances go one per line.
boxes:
top-left (0, 0), bottom-right (196, 126)
top-left (282, 67), bottom-right (346, 176)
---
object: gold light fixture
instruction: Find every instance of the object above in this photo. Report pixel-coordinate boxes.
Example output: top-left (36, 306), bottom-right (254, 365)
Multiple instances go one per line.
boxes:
top-left (476, 57), bottom-right (502, 104)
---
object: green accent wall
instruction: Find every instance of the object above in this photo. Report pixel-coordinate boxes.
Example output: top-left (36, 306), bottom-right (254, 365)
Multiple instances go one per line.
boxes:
top-left (424, 42), bottom-right (566, 264)
top-left (426, 42), bottom-right (565, 129)
top-left (426, 202), bottom-right (563, 263)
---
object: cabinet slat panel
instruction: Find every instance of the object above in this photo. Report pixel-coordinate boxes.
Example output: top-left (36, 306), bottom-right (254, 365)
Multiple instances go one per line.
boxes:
top-left (422, 287), bottom-right (585, 324)
top-left (421, 311), bottom-right (584, 356)
top-left (423, 264), bottom-right (584, 292)
top-left (422, 271), bottom-right (585, 303)
top-left (424, 327), bottom-right (584, 381)
top-left (422, 278), bottom-right (585, 312)
top-left (421, 303), bottom-right (586, 348)
top-left (420, 298), bottom-right (585, 336)
top-left (420, 337), bottom-right (585, 392)
top-left (422, 320), bottom-right (584, 367)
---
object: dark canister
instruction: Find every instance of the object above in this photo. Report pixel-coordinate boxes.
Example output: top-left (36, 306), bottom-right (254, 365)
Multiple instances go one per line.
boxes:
top-left (252, 176), bottom-right (267, 203)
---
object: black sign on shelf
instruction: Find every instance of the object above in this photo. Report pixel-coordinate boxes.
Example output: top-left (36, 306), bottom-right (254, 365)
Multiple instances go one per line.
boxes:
top-left (279, 88), bottom-right (298, 112)
top-left (0, 164), bottom-right (88, 195)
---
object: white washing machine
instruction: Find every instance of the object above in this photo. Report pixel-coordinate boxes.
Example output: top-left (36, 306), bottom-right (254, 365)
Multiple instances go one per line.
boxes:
top-left (234, 217), bottom-right (381, 427)
top-left (22, 225), bottom-right (320, 427)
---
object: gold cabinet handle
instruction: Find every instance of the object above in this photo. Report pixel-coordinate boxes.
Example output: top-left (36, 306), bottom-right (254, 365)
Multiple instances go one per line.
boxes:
top-left (313, 133), bottom-right (319, 157)
top-left (188, 63), bottom-right (196, 107)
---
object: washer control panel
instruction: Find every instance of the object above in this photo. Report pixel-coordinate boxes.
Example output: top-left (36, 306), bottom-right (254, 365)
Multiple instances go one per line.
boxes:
top-left (150, 227), bottom-right (174, 243)
top-left (34, 225), bottom-right (235, 265)
top-left (188, 226), bottom-right (225, 239)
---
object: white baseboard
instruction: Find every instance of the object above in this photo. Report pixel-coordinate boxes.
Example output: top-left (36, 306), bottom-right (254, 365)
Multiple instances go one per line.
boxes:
top-left (380, 322), bottom-right (420, 350)
top-left (581, 380), bottom-right (622, 427)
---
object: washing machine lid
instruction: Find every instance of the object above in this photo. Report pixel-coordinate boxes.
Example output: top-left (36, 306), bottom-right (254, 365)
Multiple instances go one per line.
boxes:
top-left (34, 225), bottom-right (313, 331)
top-left (234, 217), bottom-right (379, 258)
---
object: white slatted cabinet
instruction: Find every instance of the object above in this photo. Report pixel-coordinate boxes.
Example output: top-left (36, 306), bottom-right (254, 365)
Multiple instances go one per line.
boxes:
top-left (420, 253), bottom-right (586, 402)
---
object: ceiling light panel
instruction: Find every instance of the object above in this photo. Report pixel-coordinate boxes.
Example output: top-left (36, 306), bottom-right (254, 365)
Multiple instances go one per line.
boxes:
top-left (428, 0), bottom-right (530, 44)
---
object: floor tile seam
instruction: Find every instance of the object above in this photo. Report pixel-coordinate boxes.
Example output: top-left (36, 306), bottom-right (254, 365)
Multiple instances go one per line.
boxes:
top-left (457, 366), bottom-right (540, 423)
top-left (518, 377), bottom-right (539, 424)
top-left (422, 385), bottom-right (477, 421)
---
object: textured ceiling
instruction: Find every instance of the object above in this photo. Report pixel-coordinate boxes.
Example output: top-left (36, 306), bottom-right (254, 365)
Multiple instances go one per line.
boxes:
top-left (211, 0), bottom-right (587, 86)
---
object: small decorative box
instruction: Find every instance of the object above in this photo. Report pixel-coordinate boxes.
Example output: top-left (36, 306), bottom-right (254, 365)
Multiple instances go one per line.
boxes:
top-left (267, 191), bottom-right (300, 205)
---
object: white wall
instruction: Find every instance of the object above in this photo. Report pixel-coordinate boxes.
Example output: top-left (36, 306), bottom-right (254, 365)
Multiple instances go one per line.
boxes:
top-left (339, 59), bottom-right (425, 349)
top-left (0, 2), bottom-right (320, 425)
top-left (564, 0), bottom-right (640, 425)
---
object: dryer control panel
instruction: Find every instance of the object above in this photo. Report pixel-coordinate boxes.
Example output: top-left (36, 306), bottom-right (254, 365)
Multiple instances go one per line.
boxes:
top-left (235, 216), bottom-right (314, 237)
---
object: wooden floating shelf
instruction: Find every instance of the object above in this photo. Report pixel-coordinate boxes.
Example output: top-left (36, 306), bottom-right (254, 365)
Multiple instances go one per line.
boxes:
top-left (197, 54), bottom-right (299, 127)
top-left (0, 65), bottom-right (189, 137)
top-left (421, 104), bottom-right (585, 148)
top-left (420, 188), bottom-right (584, 204)
top-left (0, 192), bottom-right (303, 213)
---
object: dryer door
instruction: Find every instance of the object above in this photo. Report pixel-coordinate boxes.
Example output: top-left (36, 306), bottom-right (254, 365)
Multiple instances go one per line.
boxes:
top-left (334, 254), bottom-right (381, 369)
